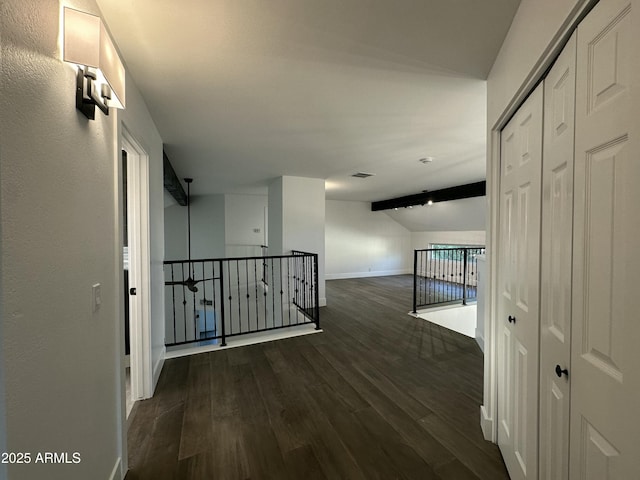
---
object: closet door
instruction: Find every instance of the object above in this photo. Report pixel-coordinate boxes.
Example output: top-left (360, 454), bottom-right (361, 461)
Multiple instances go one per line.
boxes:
top-left (539, 32), bottom-right (577, 480)
top-left (497, 83), bottom-right (543, 480)
top-left (570, 0), bottom-right (640, 478)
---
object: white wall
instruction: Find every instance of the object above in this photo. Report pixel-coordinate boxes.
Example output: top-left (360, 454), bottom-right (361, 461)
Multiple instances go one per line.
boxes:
top-left (118, 70), bottom-right (166, 394)
top-left (225, 193), bottom-right (267, 256)
top-left (164, 194), bottom-right (226, 260)
top-left (0, 1), bottom-right (127, 478)
top-left (268, 178), bottom-right (285, 256)
top-left (190, 195), bottom-right (226, 259)
top-left (163, 203), bottom-right (188, 260)
top-left (326, 200), bottom-right (412, 279)
top-left (282, 178), bottom-right (325, 258)
top-left (488, 0), bottom-right (589, 127)
top-left (165, 193), bottom-right (267, 260)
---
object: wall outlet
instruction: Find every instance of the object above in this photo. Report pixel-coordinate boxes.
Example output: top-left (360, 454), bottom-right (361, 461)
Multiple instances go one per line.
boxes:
top-left (253, 228), bottom-right (261, 233)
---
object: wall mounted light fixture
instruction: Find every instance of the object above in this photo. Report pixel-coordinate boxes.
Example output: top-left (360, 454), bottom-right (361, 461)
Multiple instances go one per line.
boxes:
top-left (63, 7), bottom-right (125, 120)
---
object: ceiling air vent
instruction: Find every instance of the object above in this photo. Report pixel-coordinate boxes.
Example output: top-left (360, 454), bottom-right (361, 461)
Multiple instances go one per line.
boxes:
top-left (351, 172), bottom-right (375, 179)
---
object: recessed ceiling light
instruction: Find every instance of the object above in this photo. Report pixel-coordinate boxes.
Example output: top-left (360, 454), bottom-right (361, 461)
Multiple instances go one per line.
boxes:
top-left (419, 157), bottom-right (434, 164)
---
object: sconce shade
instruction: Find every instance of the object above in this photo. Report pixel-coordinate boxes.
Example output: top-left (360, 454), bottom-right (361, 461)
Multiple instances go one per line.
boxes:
top-left (63, 7), bottom-right (125, 109)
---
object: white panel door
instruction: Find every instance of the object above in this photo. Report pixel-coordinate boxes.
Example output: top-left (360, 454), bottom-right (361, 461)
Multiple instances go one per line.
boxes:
top-left (539, 32), bottom-right (577, 480)
top-left (571, 0), bottom-right (640, 478)
top-left (497, 83), bottom-right (543, 480)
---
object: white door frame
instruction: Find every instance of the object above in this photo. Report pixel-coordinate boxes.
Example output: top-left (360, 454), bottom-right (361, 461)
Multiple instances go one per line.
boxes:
top-left (482, 0), bottom-right (597, 443)
top-left (121, 126), bottom-right (153, 402)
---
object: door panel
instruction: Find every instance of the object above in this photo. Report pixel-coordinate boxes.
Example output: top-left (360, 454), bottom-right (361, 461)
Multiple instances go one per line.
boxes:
top-left (502, 190), bottom-right (515, 300)
top-left (516, 183), bottom-right (531, 310)
top-left (571, 0), bottom-right (640, 477)
top-left (497, 83), bottom-right (543, 480)
top-left (514, 340), bottom-right (529, 472)
top-left (580, 419), bottom-right (620, 480)
top-left (539, 32), bottom-right (577, 480)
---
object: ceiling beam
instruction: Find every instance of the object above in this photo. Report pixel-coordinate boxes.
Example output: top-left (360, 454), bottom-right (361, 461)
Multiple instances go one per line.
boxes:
top-left (163, 150), bottom-right (188, 206)
top-left (371, 181), bottom-right (486, 211)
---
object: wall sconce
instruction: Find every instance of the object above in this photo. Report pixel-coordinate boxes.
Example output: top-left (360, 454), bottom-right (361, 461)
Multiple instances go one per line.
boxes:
top-left (63, 7), bottom-right (126, 120)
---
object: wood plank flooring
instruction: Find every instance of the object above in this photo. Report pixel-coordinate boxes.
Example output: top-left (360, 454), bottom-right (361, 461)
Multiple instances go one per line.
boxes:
top-left (125, 275), bottom-right (508, 480)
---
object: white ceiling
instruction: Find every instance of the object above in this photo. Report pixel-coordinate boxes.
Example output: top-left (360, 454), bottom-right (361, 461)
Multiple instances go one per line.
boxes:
top-left (98, 0), bottom-right (520, 202)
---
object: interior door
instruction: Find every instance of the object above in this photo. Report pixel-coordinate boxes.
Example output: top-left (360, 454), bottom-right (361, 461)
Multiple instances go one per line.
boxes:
top-left (497, 83), bottom-right (543, 480)
top-left (538, 32), bottom-right (577, 480)
top-left (570, 0), bottom-right (640, 477)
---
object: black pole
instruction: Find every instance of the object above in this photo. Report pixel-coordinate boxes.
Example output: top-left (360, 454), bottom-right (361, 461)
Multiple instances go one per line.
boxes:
top-left (184, 178), bottom-right (193, 281)
top-left (184, 178), bottom-right (193, 262)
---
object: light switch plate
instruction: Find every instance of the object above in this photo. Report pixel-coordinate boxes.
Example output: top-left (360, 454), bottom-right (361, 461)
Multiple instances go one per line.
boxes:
top-left (92, 283), bottom-right (101, 312)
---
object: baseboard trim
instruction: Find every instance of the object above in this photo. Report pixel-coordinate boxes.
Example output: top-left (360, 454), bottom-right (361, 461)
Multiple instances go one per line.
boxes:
top-left (319, 297), bottom-right (327, 307)
top-left (165, 324), bottom-right (322, 359)
top-left (108, 457), bottom-right (122, 480)
top-left (475, 330), bottom-right (484, 353)
top-left (480, 405), bottom-right (495, 442)
top-left (325, 269), bottom-right (412, 280)
top-left (152, 347), bottom-right (165, 394)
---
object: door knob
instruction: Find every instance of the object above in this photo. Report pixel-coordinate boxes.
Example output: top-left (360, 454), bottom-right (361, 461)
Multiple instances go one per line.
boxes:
top-left (508, 315), bottom-right (516, 324)
top-left (129, 287), bottom-right (137, 296)
top-left (555, 365), bottom-right (569, 378)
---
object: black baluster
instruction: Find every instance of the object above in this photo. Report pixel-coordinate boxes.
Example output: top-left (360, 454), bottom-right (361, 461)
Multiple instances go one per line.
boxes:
top-left (211, 261), bottom-right (217, 338)
top-left (181, 262), bottom-right (187, 342)
top-left (236, 259), bottom-right (241, 333)
top-left (171, 264), bottom-right (176, 344)
top-left (279, 257), bottom-right (285, 326)
top-left (287, 257), bottom-right (292, 326)
top-left (254, 258), bottom-right (259, 332)
top-left (219, 259), bottom-right (226, 346)
top-left (463, 248), bottom-right (468, 305)
top-left (192, 262), bottom-right (197, 342)
top-left (202, 261), bottom-right (207, 339)
top-left (313, 253), bottom-right (320, 328)
top-left (271, 256), bottom-right (275, 329)
top-left (245, 259), bottom-right (250, 333)
top-left (416, 249), bottom-right (419, 308)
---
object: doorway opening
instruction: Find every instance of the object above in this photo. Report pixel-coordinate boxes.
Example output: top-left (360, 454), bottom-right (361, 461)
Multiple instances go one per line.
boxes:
top-left (121, 129), bottom-right (152, 419)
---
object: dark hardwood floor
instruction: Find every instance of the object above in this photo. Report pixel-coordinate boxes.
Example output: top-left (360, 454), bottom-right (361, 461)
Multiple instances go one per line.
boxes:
top-left (125, 275), bottom-right (508, 480)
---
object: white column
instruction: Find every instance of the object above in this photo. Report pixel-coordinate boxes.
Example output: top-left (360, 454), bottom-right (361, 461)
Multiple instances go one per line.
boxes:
top-left (268, 176), bottom-right (326, 306)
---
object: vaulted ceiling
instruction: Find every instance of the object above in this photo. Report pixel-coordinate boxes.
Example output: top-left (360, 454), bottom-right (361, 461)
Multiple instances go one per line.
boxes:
top-left (97, 0), bottom-right (520, 202)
